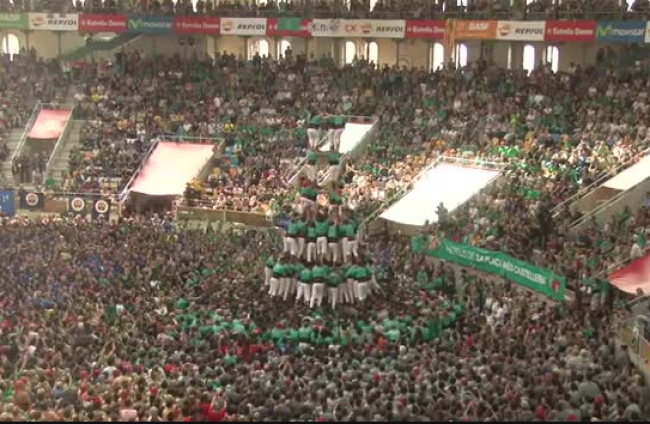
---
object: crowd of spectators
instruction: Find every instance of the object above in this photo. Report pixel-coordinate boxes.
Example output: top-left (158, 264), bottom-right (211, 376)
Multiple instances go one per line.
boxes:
top-left (1, 0), bottom-right (648, 19)
top-left (0, 214), bottom-right (645, 421)
top-left (0, 20), bottom-right (647, 424)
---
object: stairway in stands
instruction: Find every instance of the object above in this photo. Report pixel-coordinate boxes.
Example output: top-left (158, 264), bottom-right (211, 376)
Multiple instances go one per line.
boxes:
top-left (48, 120), bottom-right (85, 187)
top-left (0, 127), bottom-right (28, 185)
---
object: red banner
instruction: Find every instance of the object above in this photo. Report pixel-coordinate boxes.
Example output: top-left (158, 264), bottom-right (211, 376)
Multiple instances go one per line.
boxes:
top-left (28, 110), bottom-right (71, 140)
top-left (545, 20), bottom-right (595, 42)
top-left (405, 20), bottom-right (445, 39)
top-left (174, 16), bottom-right (220, 35)
top-left (609, 252), bottom-right (650, 295)
top-left (78, 13), bottom-right (127, 33)
top-left (266, 18), bottom-right (311, 37)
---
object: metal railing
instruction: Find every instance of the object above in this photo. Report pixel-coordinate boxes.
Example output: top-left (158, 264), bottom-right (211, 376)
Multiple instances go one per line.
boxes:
top-left (570, 175), bottom-right (650, 230)
top-left (552, 147), bottom-right (650, 217)
top-left (45, 106), bottom-right (76, 181)
top-left (10, 102), bottom-right (43, 165)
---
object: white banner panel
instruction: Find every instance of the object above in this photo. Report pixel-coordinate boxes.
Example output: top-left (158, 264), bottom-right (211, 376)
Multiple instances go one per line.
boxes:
top-left (29, 13), bottom-right (78, 31)
top-left (219, 17), bottom-right (266, 36)
top-left (496, 20), bottom-right (545, 41)
top-left (646, 21), bottom-right (650, 43)
top-left (311, 19), bottom-right (405, 38)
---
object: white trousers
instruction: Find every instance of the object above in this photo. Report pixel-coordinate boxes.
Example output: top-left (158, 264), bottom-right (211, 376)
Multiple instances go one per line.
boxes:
top-left (310, 283), bottom-right (325, 308)
top-left (264, 267), bottom-right (273, 287)
top-left (307, 128), bottom-right (321, 150)
top-left (333, 128), bottom-right (344, 151)
top-left (344, 279), bottom-right (356, 303)
top-left (297, 237), bottom-right (306, 259)
top-left (328, 242), bottom-right (340, 264)
top-left (316, 236), bottom-right (328, 259)
top-left (328, 287), bottom-right (339, 310)
top-left (341, 238), bottom-right (359, 263)
top-left (327, 129), bottom-right (336, 149)
top-left (269, 277), bottom-right (281, 297)
top-left (285, 237), bottom-right (298, 256)
top-left (307, 241), bottom-right (317, 263)
top-left (327, 165), bottom-right (340, 185)
top-left (279, 278), bottom-right (292, 301)
top-left (306, 163), bottom-right (317, 181)
top-left (296, 282), bottom-right (312, 305)
top-left (358, 281), bottom-right (370, 301)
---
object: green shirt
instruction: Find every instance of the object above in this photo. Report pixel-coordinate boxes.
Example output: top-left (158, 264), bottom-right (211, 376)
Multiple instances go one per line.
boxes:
top-left (315, 219), bottom-right (329, 237)
top-left (287, 221), bottom-right (302, 237)
top-left (308, 151), bottom-right (319, 164)
top-left (307, 225), bottom-right (317, 240)
top-left (265, 257), bottom-right (275, 268)
top-left (326, 272), bottom-right (342, 288)
top-left (312, 265), bottom-right (328, 281)
top-left (340, 222), bottom-right (355, 237)
top-left (328, 152), bottom-right (341, 165)
top-left (345, 265), bottom-right (358, 280)
top-left (299, 269), bottom-right (313, 283)
top-left (300, 187), bottom-right (318, 201)
top-left (273, 263), bottom-right (286, 278)
top-left (328, 224), bottom-right (340, 240)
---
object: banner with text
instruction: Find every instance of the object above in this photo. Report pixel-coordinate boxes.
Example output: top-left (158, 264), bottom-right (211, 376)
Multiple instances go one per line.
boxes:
top-left (174, 16), bottom-right (220, 35)
top-left (29, 13), bottom-right (78, 31)
top-left (454, 20), bottom-right (497, 40)
top-left (496, 20), bottom-right (545, 41)
top-left (0, 13), bottom-right (28, 30)
top-left (596, 21), bottom-right (645, 43)
top-left (404, 19), bottom-right (445, 39)
top-left (545, 20), bottom-right (595, 42)
top-left (267, 17), bottom-right (311, 37)
top-left (310, 19), bottom-right (405, 38)
top-left (127, 15), bottom-right (173, 34)
top-left (220, 17), bottom-right (266, 36)
top-left (412, 236), bottom-right (566, 301)
top-left (79, 13), bottom-right (127, 33)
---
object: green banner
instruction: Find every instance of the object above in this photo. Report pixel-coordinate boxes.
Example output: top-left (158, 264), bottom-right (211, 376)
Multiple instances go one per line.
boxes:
top-left (278, 17), bottom-right (302, 32)
top-left (0, 13), bottom-right (27, 30)
top-left (412, 236), bottom-right (566, 301)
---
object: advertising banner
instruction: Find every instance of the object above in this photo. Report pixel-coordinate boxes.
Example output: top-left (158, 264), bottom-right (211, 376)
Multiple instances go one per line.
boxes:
top-left (0, 13), bottom-right (28, 30)
top-left (596, 21), bottom-right (645, 43)
top-left (454, 20), bottom-right (497, 40)
top-left (310, 19), bottom-right (405, 38)
top-left (545, 20), bottom-right (595, 42)
top-left (79, 13), bottom-right (127, 33)
top-left (29, 13), bottom-right (78, 31)
top-left (220, 17), bottom-right (266, 36)
top-left (127, 15), bottom-right (173, 34)
top-left (496, 20), bottom-right (545, 41)
top-left (405, 20), bottom-right (445, 39)
top-left (266, 17), bottom-right (311, 37)
top-left (0, 190), bottom-right (15, 217)
top-left (174, 16), bottom-right (220, 34)
top-left (412, 236), bottom-right (567, 301)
